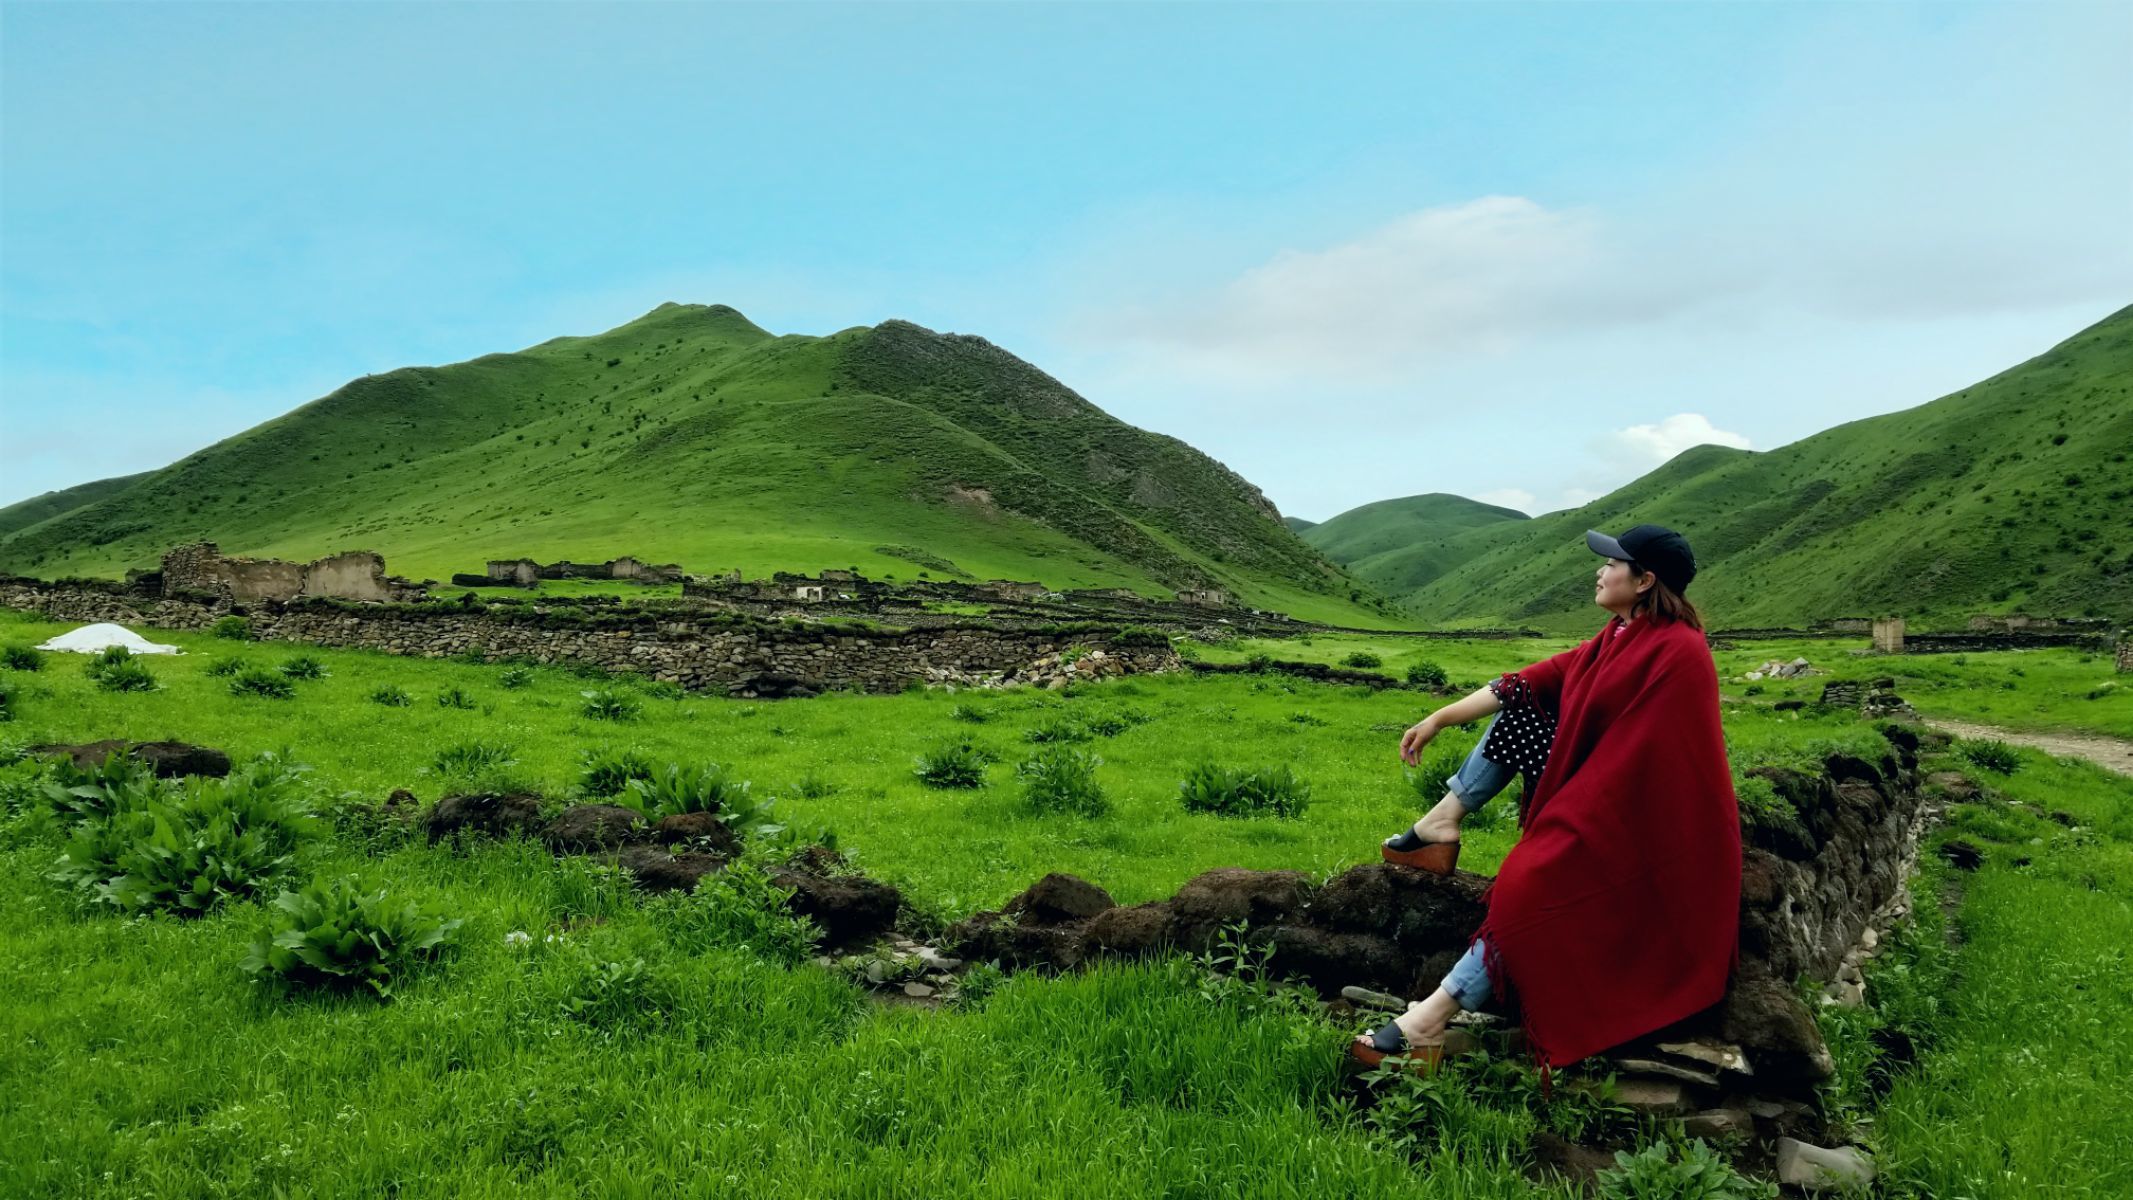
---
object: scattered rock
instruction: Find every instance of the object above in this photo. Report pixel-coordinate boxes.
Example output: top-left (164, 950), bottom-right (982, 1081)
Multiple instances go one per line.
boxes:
top-left (1340, 985), bottom-right (1409, 1012)
top-left (544, 804), bottom-right (647, 851)
top-left (426, 792), bottom-right (544, 843)
top-left (1610, 1057), bottom-right (1720, 1088)
top-left (33, 739), bottom-right (232, 778)
top-left (1718, 973), bottom-right (1835, 1086)
top-left (1605, 1078), bottom-right (1691, 1116)
top-left (1656, 1039), bottom-right (1753, 1076)
top-left (1682, 1108), bottom-right (1752, 1140)
top-left (1004, 873), bottom-right (1115, 924)
top-left (1775, 1138), bottom-right (1875, 1191)
top-left (901, 980), bottom-right (935, 999)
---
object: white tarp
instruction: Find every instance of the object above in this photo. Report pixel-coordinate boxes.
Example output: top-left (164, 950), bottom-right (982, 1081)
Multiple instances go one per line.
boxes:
top-left (34, 623), bottom-right (184, 655)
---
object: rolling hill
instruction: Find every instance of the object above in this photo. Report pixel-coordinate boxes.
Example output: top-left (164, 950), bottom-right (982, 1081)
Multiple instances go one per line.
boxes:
top-left (1396, 304), bottom-right (2133, 630)
top-left (0, 304), bottom-right (1379, 622)
top-left (1300, 493), bottom-right (1530, 597)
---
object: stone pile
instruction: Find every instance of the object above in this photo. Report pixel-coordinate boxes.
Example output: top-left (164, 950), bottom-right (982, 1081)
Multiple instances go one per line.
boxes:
top-left (1742, 657), bottom-right (1817, 681)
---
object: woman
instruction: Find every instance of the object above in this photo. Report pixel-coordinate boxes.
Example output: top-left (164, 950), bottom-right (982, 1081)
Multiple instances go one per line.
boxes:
top-left (1352, 525), bottom-right (1741, 1076)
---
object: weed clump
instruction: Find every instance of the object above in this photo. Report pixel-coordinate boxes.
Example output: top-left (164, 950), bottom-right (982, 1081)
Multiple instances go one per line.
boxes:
top-left (2, 645), bottom-right (43, 671)
top-left (1178, 763), bottom-right (1311, 818)
top-left (649, 856), bottom-right (817, 965)
top-left (279, 654), bottom-right (328, 680)
top-left (914, 741), bottom-right (990, 789)
top-left (623, 763), bottom-right (762, 827)
top-left (498, 665), bottom-right (535, 690)
top-left (1024, 718), bottom-right (1092, 744)
top-left (581, 688), bottom-right (641, 722)
top-left (432, 741), bottom-right (515, 779)
top-left (86, 647), bottom-right (158, 693)
top-left (242, 876), bottom-right (460, 999)
top-left (368, 684), bottom-right (412, 707)
top-left (1341, 651), bottom-right (1383, 669)
top-left (578, 747), bottom-right (659, 797)
top-left (949, 704), bottom-right (990, 724)
top-left (436, 686), bottom-right (477, 710)
top-left (1958, 738), bottom-right (2021, 774)
top-left (210, 615), bottom-right (254, 641)
top-left (1594, 1139), bottom-right (1775, 1199)
top-left (1406, 660), bottom-right (1449, 689)
top-left (1017, 747), bottom-right (1107, 816)
top-left (206, 655), bottom-right (249, 677)
top-left (228, 667), bottom-right (294, 699)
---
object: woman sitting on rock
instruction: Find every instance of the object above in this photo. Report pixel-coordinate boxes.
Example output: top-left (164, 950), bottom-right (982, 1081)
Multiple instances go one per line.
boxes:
top-left (1352, 525), bottom-right (1742, 1076)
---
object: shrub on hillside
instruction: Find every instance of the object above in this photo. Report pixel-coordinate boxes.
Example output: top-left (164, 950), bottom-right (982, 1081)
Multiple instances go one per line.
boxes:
top-left (1405, 660), bottom-right (1449, 689)
top-left (623, 762), bottom-right (758, 825)
top-left (1111, 626), bottom-right (1170, 649)
top-left (1341, 651), bottom-right (1384, 669)
top-left (578, 747), bottom-right (660, 797)
top-left (1178, 763), bottom-right (1311, 819)
top-left (369, 684), bottom-right (412, 707)
top-left (228, 667), bottom-right (295, 699)
top-left (279, 654), bottom-right (328, 680)
top-left (1017, 747), bottom-right (1108, 817)
top-left (206, 655), bottom-right (250, 677)
top-left (432, 741), bottom-right (515, 779)
top-left (498, 665), bottom-right (535, 690)
top-left (242, 876), bottom-right (461, 999)
top-left (949, 704), bottom-right (990, 724)
top-left (210, 615), bottom-right (254, 641)
top-left (2, 645), bottom-right (43, 671)
top-left (436, 686), bottom-right (477, 710)
top-left (581, 688), bottom-right (641, 722)
top-left (1024, 718), bottom-right (1092, 744)
top-left (1958, 738), bottom-right (2021, 775)
top-left (51, 754), bottom-right (318, 916)
top-left (648, 855), bottom-right (817, 966)
top-left (914, 741), bottom-right (990, 789)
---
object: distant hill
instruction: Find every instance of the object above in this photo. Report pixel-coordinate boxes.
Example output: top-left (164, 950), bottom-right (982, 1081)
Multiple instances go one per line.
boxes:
top-left (1300, 493), bottom-right (1531, 596)
top-left (0, 304), bottom-right (1381, 623)
top-left (0, 472), bottom-right (153, 539)
top-left (1400, 305), bottom-right (2133, 629)
top-left (1282, 516), bottom-right (1319, 534)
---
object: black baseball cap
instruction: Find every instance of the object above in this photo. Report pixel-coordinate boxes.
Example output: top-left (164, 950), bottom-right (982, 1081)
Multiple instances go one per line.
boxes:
top-left (1586, 524), bottom-right (1697, 593)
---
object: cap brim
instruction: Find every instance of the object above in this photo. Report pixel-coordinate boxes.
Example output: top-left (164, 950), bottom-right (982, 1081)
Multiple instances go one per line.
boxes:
top-left (1585, 529), bottom-right (1629, 560)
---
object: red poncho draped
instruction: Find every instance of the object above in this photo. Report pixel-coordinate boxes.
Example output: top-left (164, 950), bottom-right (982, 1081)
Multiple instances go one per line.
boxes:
top-left (1478, 616), bottom-right (1740, 1069)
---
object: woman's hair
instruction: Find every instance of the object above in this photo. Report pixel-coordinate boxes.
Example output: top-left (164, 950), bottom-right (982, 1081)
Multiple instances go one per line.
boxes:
top-left (1628, 564), bottom-right (1704, 630)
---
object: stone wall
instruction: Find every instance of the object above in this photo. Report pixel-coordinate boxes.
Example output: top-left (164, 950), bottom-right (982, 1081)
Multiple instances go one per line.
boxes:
top-left (160, 542), bottom-right (418, 605)
top-left (0, 578), bottom-right (1179, 697)
top-left (1904, 630), bottom-right (2115, 654)
top-left (2120, 638), bottom-right (2133, 674)
top-left (949, 723), bottom-right (1929, 1091)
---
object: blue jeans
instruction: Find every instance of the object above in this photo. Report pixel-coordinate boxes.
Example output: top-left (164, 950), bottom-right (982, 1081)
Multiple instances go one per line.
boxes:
top-left (1443, 713), bottom-right (1518, 813)
top-left (1442, 939), bottom-right (1493, 1010)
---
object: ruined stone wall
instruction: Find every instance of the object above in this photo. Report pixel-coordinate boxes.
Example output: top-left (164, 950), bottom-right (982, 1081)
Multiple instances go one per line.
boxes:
top-left (2119, 638), bottom-right (2133, 674)
top-left (0, 579), bottom-right (1178, 696)
top-left (296, 551), bottom-right (393, 603)
top-left (1903, 631), bottom-right (2112, 653)
top-left (159, 542), bottom-right (410, 605)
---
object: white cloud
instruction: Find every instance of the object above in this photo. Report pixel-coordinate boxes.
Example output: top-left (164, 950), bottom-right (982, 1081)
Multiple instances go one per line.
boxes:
top-left (1604, 413), bottom-right (1753, 469)
top-left (1472, 488), bottom-right (1536, 515)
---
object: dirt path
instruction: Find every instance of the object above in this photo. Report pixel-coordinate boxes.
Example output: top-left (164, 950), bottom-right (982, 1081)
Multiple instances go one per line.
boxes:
top-left (1924, 717), bottom-right (2133, 779)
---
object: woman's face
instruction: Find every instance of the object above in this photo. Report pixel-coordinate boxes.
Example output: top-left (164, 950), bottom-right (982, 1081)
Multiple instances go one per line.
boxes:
top-left (1594, 558), bottom-right (1650, 615)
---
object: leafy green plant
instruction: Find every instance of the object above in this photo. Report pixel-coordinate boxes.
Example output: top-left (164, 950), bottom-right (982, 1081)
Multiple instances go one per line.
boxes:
top-left (557, 951), bottom-right (667, 1029)
top-left (206, 655), bottom-right (250, 677)
top-left (1341, 651), bottom-right (1383, 669)
top-left (0, 679), bottom-right (14, 723)
top-left (1110, 626), bottom-right (1169, 648)
top-left (432, 741), bottom-right (515, 779)
top-left (649, 855), bottom-right (817, 965)
top-left (951, 960), bottom-right (1009, 1008)
top-left (241, 876), bottom-right (461, 998)
top-left (949, 704), bottom-right (990, 724)
top-left (368, 684), bottom-right (412, 707)
top-left (209, 615), bottom-right (254, 641)
top-left (39, 752), bottom-right (161, 830)
top-left (228, 667), bottom-right (295, 699)
top-left (1595, 1138), bottom-right (1777, 1199)
top-left (1023, 718), bottom-right (1091, 744)
top-left (279, 654), bottom-right (328, 679)
top-left (581, 688), bottom-right (641, 722)
top-left (1405, 660), bottom-right (1449, 689)
top-left (914, 741), bottom-right (990, 789)
top-left (1177, 762), bottom-right (1311, 818)
top-left (85, 647), bottom-right (158, 693)
top-left (578, 747), bottom-right (659, 797)
top-left (1017, 747), bottom-right (1108, 816)
top-left (1957, 738), bottom-right (2021, 774)
top-left (436, 686), bottom-right (477, 710)
top-left (2, 645), bottom-right (43, 671)
top-left (623, 762), bottom-right (757, 823)
top-left (50, 755), bottom-right (318, 916)
top-left (498, 665), bottom-right (536, 690)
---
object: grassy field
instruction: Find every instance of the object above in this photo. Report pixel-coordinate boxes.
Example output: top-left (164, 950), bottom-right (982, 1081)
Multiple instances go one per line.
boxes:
top-left (3, 609), bottom-right (2129, 1197)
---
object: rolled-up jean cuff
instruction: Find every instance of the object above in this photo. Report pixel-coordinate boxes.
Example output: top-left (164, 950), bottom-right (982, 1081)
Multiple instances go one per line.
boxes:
top-left (1444, 738), bottom-right (1515, 812)
top-left (1440, 939), bottom-right (1493, 1011)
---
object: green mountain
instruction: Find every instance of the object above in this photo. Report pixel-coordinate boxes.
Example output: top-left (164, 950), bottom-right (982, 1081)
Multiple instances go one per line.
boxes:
top-left (1401, 305), bottom-right (2133, 629)
top-left (1281, 516), bottom-right (1319, 534)
top-left (1301, 493), bottom-right (1530, 597)
top-left (0, 304), bottom-right (1373, 622)
top-left (0, 472), bottom-right (153, 539)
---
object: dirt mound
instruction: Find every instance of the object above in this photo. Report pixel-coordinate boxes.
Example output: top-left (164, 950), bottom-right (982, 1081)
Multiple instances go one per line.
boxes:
top-left (544, 804), bottom-right (647, 851)
top-left (425, 792), bottom-right (543, 843)
top-left (32, 740), bottom-right (231, 778)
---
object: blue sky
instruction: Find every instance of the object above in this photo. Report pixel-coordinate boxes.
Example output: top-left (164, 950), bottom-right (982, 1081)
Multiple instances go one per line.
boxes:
top-left (4, 1), bottom-right (2128, 519)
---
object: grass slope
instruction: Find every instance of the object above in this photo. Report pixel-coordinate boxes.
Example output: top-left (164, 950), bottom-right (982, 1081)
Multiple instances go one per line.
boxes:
top-left (0, 305), bottom-right (1371, 623)
top-left (1302, 494), bottom-right (1531, 599)
top-left (0, 470), bottom-right (153, 538)
top-left (1401, 306), bottom-right (2133, 630)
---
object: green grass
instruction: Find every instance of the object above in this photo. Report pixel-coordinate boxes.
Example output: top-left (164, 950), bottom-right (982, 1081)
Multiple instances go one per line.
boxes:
top-left (5, 608), bottom-right (2131, 1197)
top-left (0, 303), bottom-right (1384, 625)
top-left (1382, 306), bottom-right (2133, 628)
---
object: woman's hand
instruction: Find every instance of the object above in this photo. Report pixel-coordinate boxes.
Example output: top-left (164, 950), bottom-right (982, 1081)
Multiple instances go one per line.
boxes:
top-left (1399, 717), bottom-right (1439, 766)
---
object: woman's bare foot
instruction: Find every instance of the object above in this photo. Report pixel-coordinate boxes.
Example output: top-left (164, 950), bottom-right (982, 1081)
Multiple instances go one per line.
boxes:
top-left (1353, 988), bottom-right (1460, 1052)
top-left (1410, 794), bottom-right (1467, 845)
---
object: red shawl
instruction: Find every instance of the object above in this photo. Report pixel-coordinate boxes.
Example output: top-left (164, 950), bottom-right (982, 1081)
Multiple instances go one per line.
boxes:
top-left (1478, 616), bottom-right (1740, 1069)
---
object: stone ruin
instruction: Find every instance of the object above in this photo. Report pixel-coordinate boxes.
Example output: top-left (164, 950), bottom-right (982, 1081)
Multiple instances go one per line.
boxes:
top-left (156, 542), bottom-right (427, 606)
top-left (452, 555), bottom-right (684, 589)
top-left (1870, 617), bottom-right (1905, 654)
